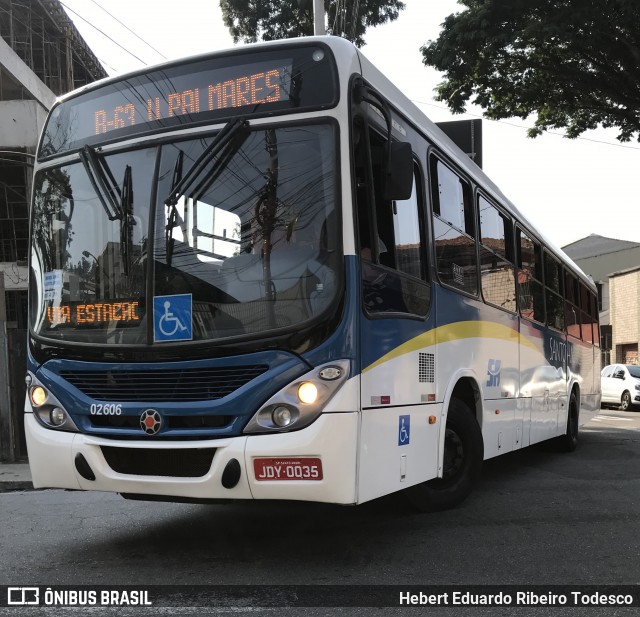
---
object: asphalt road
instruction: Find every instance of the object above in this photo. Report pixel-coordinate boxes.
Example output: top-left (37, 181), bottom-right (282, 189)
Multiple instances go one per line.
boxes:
top-left (1, 408), bottom-right (639, 616)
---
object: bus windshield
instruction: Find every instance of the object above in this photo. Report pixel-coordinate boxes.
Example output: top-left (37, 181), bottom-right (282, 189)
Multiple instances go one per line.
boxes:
top-left (30, 122), bottom-right (340, 345)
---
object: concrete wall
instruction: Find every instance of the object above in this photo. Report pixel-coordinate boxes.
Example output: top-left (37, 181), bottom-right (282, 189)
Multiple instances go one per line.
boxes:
top-left (0, 37), bottom-right (55, 108)
top-left (0, 100), bottom-right (48, 146)
top-left (0, 264), bottom-right (28, 290)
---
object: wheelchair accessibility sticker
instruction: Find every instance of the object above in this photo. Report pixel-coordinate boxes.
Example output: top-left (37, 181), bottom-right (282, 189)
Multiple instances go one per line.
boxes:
top-left (153, 294), bottom-right (192, 342)
top-left (398, 415), bottom-right (410, 446)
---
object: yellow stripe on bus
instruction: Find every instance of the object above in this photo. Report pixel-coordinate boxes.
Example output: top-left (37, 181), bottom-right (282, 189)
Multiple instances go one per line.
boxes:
top-left (362, 320), bottom-right (541, 374)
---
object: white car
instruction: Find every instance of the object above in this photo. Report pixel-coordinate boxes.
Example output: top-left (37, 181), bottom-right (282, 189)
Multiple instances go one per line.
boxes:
top-left (601, 364), bottom-right (640, 411)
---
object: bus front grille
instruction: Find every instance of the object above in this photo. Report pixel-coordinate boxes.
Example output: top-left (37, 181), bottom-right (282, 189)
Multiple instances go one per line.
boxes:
top-left (90, 415), bottom-right (232, 430)
top-left (101, 446), bottom-right (216, 477)
top-left (60, 365), bottom-right (268, 402)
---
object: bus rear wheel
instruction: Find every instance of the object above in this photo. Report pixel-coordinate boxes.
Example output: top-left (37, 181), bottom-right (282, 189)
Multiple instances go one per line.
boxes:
top-left (556, 393), bottom-right (579, 452)
top-left (406, 397), bottom-right (483, 512)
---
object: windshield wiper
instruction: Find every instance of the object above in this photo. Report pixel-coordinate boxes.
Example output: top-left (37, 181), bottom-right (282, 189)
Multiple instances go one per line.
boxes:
top-left (120, 165), bottom-right (134, 276)
top-left (164, 118), bottom-right (249, 207)
top-left (80, 145), bottom-right (135, 275)
top-left (164, 150), bottom-right (184, 267)
top-left (163, 118), bottom-right (250, 266)
top-left (79, 145), bottom-right (123, 221)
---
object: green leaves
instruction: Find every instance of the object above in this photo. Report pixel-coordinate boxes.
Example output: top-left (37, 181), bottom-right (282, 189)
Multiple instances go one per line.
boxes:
top-left (422, 0), bottom-right (640, 141)
top-left (220, 0), bottom-right (405, 48)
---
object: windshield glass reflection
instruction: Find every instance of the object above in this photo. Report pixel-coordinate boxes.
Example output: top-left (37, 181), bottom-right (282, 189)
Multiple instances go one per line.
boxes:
top-left (154, 123), bottom-right (340, 341)
top-left (30, 148), bottom-right (155, 344)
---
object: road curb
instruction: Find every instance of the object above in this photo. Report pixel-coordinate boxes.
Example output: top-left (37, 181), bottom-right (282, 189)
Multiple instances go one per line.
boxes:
top-left (0, 464), bottom-right (33, 492)
top-left (0, 480), bottom-right (34, 492)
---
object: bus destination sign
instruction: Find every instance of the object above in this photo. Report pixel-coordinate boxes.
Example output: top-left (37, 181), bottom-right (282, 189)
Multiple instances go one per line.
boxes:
top-left (39, 51), bottom-right (310, 158)
top-left (93, 65), bottom-right (290, 137)
top-left (46, 301), bottom-right (142, 328)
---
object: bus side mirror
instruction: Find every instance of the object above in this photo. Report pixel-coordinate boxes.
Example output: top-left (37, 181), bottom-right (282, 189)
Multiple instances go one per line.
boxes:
top-left (385, 141), bottom-right (413, 201)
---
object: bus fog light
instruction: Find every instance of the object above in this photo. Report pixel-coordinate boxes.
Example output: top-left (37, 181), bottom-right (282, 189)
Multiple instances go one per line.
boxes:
top-left (272, 406), bottom-right (293, 427)
top-left (30, 386), bottom-right (48, 407)
top-left (297, 382), bottom-right (318, 405)
top-left (50, 407), bottom-right (66, 426)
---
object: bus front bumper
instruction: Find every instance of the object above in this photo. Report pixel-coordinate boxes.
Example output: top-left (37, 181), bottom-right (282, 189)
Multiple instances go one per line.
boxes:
top-left (24, 412), bottom-right (359, 505)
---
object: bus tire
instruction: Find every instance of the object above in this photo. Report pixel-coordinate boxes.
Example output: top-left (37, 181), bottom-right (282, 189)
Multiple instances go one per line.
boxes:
top-left (556, 393), bottom-right (579, 452)
top-left (405, 397), bottom-right (483, 512)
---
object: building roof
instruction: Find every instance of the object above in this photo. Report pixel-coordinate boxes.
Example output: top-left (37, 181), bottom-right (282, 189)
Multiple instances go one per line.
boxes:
top-left (0, 0), bottom-right (107, 96)
top-left (562, 234), bottom-right (640, 261)
top-left (610, 264), bottom-right (640, 278)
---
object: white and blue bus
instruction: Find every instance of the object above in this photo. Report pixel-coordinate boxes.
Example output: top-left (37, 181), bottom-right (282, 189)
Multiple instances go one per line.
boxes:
top-left (26, 36), bottom-right (601, 510)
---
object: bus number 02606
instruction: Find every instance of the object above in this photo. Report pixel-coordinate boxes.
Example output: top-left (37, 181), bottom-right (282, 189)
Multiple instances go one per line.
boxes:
top-left (90, 403), bottom-right (122, 415)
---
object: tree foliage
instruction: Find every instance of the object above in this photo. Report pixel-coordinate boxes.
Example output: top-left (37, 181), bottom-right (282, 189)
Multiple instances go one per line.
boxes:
top-left (421, 0), bottom-right (640, 141)
top-left (220, 0), bottom-right (405, 48)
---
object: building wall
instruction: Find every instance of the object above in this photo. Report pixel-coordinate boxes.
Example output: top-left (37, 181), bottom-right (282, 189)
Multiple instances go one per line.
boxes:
top-left (564, 237), bottom-right (640, 361)
top-left (0, 100), bottom-right (48, 145)
top-left (610, 269), bottom-right (640, 365)
top-left (0, 0), bottom-right (106, 460)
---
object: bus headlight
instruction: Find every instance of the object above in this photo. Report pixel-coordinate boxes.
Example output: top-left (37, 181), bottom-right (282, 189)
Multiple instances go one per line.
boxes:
top-left (50, 407), bottom-right (67, 426)
top-left (30, 385), bottom-right (48, 407)
top-left (33, 403), bottom-right (79, 432)
top-left (27, 374), bottom-right (79, 433)
top-left (297, 382), bottom-right (318, 405)
top-left (244, 360), bottom-right (350, 434)
top-left (272, 406), bottom-right (294, 427)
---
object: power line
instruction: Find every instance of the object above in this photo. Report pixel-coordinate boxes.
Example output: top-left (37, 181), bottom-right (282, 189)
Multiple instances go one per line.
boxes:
top-left (58, 0), bottom-right (148, 67)
top-left (412, 98), bottom-right (640, 151)
top-left (85, 0), bottom-right (167, 61)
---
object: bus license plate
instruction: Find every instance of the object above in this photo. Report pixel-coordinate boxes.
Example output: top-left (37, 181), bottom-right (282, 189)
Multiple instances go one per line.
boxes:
top-left (253, 457), bottom-right (323, 481)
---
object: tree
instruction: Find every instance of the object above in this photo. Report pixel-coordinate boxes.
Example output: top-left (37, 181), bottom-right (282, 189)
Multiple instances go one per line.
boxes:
top-left (421, 0), bottom-right (640, 141)
top-left (220, 0), bottom-right (405, 48)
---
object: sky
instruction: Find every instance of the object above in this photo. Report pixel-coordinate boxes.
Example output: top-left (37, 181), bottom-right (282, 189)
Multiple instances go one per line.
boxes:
top-left (59, 0), bottom-right (640, 250)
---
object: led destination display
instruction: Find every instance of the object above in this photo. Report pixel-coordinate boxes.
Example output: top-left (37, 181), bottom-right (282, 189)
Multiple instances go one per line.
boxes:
top-left (93, 67), bottom-right (288, 136)
top-left (46, 301), bottom-right (142, 327)
top-left (39, 45), bottom-right (337, 158)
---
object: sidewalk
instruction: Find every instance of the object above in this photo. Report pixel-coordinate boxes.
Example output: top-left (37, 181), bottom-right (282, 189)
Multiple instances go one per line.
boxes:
top-left (0, 462), bottom-right (33, 492)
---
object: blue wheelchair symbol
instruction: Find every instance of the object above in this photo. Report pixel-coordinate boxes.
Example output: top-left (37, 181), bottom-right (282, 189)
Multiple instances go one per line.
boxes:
top-left (154, 294), bottom-right (192, 342)
top-left (398, 415), bottom-right (410, 446)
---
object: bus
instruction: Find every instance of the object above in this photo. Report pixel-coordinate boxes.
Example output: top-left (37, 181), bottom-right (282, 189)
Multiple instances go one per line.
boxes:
top-left (25, 36), bottom-right (601, 511)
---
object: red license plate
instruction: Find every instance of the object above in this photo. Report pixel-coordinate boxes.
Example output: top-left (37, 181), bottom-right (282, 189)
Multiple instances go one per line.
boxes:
top-left (253, 457), bottom-right (323, 481)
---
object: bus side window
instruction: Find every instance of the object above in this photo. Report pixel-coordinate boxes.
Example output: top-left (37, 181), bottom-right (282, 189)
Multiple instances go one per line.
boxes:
top-left (478, 195), bottom-right (516, 312)
top-left (517, 228), bottom-right (545, 323)
top-left (544, 251), bottom-right (564, 331)
top-left (355, 124), bottom-right (429, 316)
top-left (580, 282), bottom-right (593, 343)
top-left (591, 292), bottom-right (600, 346)
top-left (565, 270), bottom-right (581, 339)
top-left (430, 157), bottom-right (477, 295)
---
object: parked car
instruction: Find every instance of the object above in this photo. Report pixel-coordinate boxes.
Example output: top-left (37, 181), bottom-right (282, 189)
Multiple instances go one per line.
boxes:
top-left (601, 364), bottom-right (640, 410)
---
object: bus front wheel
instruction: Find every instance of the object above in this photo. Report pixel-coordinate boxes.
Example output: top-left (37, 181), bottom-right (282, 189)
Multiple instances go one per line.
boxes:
top-left (406, 397), bottom-right (483, 512)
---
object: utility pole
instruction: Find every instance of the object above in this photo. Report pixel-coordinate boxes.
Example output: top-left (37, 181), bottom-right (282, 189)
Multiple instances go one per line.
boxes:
top-left (0, 272), bottom-right (13, 461)
top-left (314, 0), bottom-right (326, 35)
